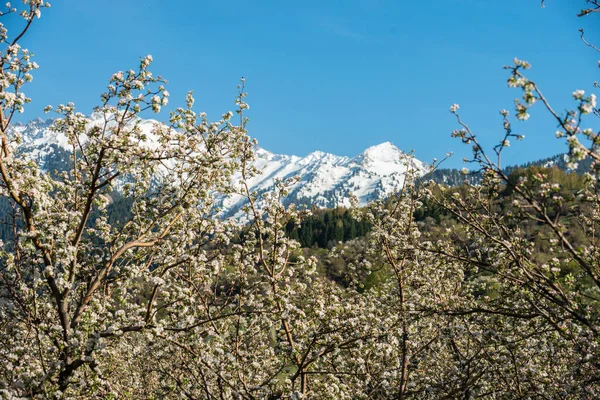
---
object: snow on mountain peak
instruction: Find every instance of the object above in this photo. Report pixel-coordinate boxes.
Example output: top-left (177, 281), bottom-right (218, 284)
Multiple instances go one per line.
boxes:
top-left (222, 141), bottom-right (427, 217)
top-left (352, 141), bottom-right (420, 177)
top-left (362, 141), bottom-right (402, 160)
top-left (11, 115), bottom-right (428, 218)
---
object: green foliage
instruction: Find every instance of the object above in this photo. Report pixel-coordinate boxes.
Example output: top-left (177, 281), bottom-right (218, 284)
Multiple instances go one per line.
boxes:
top-left (284, 207), bottom-right (370, 248)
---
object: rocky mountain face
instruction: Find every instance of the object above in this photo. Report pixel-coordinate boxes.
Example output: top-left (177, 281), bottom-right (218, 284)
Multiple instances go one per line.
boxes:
top-left (9, 116), bottom-right (429, 217)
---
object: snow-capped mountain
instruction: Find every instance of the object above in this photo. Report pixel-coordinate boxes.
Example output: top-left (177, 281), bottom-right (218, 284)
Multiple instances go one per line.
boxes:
top-left (221, 142), bottom-right (427, 217)
top-left (9, 117), bottom-right (428, 216)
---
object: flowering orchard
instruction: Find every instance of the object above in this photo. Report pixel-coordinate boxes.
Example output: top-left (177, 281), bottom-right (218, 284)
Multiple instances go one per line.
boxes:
top-left (1, 1), bottom-right (600, 398)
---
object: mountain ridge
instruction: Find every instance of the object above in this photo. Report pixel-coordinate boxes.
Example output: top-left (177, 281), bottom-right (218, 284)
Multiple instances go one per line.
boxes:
top-left (9, 116), bottom-right (429, 218)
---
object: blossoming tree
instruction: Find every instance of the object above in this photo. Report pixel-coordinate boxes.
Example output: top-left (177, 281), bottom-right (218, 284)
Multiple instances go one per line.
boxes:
top-left (1, 1), bottom-right (600, 399)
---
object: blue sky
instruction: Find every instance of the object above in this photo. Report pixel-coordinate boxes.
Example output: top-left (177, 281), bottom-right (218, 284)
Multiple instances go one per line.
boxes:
top-left (10, 0), bottom-right (600, 167)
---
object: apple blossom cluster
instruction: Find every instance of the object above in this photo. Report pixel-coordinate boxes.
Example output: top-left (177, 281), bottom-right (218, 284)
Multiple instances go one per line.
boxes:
top-left (0, 1), bottom-right (49, 117)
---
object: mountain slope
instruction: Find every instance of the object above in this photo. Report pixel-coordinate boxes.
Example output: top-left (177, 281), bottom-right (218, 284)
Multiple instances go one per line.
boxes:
top-left (9, 117), bottom-right (429, 217)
